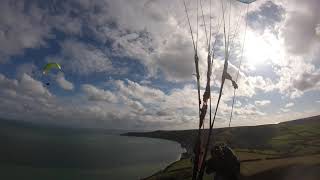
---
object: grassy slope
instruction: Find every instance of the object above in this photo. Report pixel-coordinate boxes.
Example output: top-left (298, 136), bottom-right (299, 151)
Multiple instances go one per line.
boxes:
top-left (144, 155), bottom-right (320, 180)
top-left (125, 115), bottom-right (320, 180)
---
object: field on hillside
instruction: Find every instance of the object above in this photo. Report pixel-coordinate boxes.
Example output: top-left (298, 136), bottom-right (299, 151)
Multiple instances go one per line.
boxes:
top-left (126, 116), bottom-right (320, 180)
top-left (143, 154), bottom-right (320, 180)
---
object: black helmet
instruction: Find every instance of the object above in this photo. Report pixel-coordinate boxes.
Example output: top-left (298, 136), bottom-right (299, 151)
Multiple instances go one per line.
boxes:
top-left (211, 145), bottom-right (223, 157)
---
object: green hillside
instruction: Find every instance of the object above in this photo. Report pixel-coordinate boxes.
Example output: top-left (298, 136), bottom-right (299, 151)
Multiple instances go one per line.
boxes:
top-left (124, 115), bottom-right (320, 179)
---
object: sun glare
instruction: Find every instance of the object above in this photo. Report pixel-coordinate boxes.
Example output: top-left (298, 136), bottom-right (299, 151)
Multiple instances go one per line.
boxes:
top-left (244, 31), bottom-right (282, 68)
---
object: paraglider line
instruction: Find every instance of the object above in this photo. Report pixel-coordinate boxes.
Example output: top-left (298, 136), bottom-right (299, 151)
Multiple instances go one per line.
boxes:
top-left (229, 4), bottom-right (249, 128)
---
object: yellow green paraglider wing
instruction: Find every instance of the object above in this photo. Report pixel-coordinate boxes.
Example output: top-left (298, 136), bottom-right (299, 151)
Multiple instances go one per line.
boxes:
top-left (43, 63), bottom-right (62, 75)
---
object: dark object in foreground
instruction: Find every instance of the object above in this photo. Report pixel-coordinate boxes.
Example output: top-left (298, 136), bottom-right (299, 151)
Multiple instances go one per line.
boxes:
top-left (206, 145), bottom-right (240, 180)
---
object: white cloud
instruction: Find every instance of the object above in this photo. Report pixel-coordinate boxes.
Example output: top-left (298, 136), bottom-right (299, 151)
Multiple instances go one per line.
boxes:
top-left (113, 79), bottom-right (165, 104)
top-left (316, 24), bottom-right (320, 37)
top-left (0, 0), bottom-right (320, 130)
top-left (255, 100), bottom-right (271, 106)
top-left (279, 0), bottom-right (320, 55)
top-left (122, 96), bottom-right (145, 113)
top-left (0, 1), bottom-right (52, 63)
top-left (0, 73), bottom-right (53, 119)
top-left (247, 1), bottom-right (285, 33)
top-left (234, 101), bottom-right (242, 107)
top-left (292, 69), bottom-right (320, 92)
top-left (82, 84), bottom-right (118, 103)
top-left (19, 74), bottom-right (51, 97)
top-left (57, 40), bottom-right (114, 75)
top-left (285, 102), bottom-right (294, 108)
top-left (280, 108), bottom-right (290, 113)
top-left (16, 63), bottom-right (38, 78)
top-left (281, 12), bottom-right (319, 55)
top-left (0, 72), bottom-right (317, 130)
top-left (273, 58), bottom-right (318, 99)
top-left (56, 73), bottom-right (74, 91)
top-left (0, 0), bottom-right (285, 86)
top-left (0, 73), bottom-right (18, 92)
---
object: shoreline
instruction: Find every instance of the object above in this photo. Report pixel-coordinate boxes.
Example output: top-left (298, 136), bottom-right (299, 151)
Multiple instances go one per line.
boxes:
top-left (121, 133), bottom-right (190, 180)
top-left (141, 158), bottom-right (183, 180)
top-left (121, 132), bottom-right (193, 154)
top-left (139, 146), bottom-right (187, 180)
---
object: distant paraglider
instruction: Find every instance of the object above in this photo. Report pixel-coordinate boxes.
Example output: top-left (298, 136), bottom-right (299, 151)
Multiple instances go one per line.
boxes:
top-left (42, 63), bottom-right (62, 86)
top-left (42, 63), bottom-right (62, 75)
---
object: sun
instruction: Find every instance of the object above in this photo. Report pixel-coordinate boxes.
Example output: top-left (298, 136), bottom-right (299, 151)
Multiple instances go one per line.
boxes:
top-left (243, 30), bottom-right (282, 68)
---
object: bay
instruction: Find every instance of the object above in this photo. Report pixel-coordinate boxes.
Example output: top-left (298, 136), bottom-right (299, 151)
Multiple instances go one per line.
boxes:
top-left (0, 131), bottom-right (185, 180)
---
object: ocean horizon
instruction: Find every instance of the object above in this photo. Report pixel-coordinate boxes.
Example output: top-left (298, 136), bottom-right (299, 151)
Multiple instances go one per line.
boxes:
top-left (1, 125), bottom-right (185, 180)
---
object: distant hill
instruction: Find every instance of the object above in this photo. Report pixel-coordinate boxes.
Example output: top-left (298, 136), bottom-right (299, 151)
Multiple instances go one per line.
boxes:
top-left (279, 115), bottom-right (320, 125)
top-left (123, 115), bottom-right (320, 156)
top-left (128, 115), bottom-right (320, 180)
top-left (0, 118), bottom-right (130, 135)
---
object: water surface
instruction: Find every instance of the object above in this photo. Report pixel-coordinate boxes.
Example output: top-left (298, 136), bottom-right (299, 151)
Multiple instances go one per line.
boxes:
top-left (0, 131), bottom-right (185, 180)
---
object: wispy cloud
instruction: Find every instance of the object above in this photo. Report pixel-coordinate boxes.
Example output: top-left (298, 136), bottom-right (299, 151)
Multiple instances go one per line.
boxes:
top-left (255, 100), bottom-right (271, 106)
top-left (56, 73), bottom-right (74, 91)
top-left (0, 0), bottom-right (319, 129)
top-left (54, 40), bottom-right (114, 75)
top-left (0, 0), bottom-right (52, 63)
top-left (280, 108), bottom-right (291, 113)
top-left (285, 102), bottom-right (294, 108)
top-left (82, 84), bottom-right (118, 103)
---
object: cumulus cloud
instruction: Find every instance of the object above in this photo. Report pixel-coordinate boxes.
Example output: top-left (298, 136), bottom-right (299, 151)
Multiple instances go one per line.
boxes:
top-left (282, 12), bottom-right (318, 55)
top-left (0, 73), bottom-right (134, 129)
top-left (280, 0), bottom-right (320, 55)
top-left (0, 72), bottom-right (249, 129)
top-left (292, 70), bottom-right (320, 92)
top-left (73, 0), bottom-right (227, 82)
top-left (247, 1), bottom-right (285, 33)
top-left (57, 40), bottom-right (114, 75)
top-left (152, 33), bottom-right (195, 81)
top-left (0, 73), bottom-right (52, 120)
top-left (19, 74), bottom-right (51, 97)
top-left (113, 79), bottom-right (165, 104)
top-left (0, 0), bottom-right (52, 63)
top-left (316, 24), bottom-right (320, 36)
top-left (56, 73), bottom-right (74, 91)
top-left (82, 84), bottom-right (118, 103)
top-left (255, 100), bottom-right (271, 106)
top-left (0, 71), bottom-right (316, 129)
top-left (16, 63), bottom-right (38, 78)
top-left (273, 58), bottom-right (318, 99)
top-left (280, 108), bottom-right (290, 113)
top-left (0, 0), bottom-right (319, 130)
top-left (285, 102), bottom-right (294, 108)
top-left (0, 0), bottom-right (280, 85)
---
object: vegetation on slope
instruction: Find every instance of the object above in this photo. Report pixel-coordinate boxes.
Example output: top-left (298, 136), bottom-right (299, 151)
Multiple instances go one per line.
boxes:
top-left (124, 115), bottom-right (320, 179)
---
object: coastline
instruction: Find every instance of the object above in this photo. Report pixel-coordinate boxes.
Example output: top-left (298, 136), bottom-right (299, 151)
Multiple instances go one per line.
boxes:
top-left (141, 159), bottom-right (181, 180)
top-left (140, 145), bottom-right (187, 180)
top-left (121, 131), bottom-right (194, 154)
top-left (121, 133), bottom-right (190, 180)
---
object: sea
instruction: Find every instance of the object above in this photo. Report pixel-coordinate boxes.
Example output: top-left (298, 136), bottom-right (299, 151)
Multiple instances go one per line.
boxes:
top-left (95, 134), bottom-right (186, 179)
top-left (1, 131), bottom-right (185, 180)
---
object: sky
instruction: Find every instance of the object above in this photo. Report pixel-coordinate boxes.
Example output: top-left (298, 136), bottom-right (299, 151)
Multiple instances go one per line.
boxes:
top-left (0, 0), bottom-right (320, 130)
